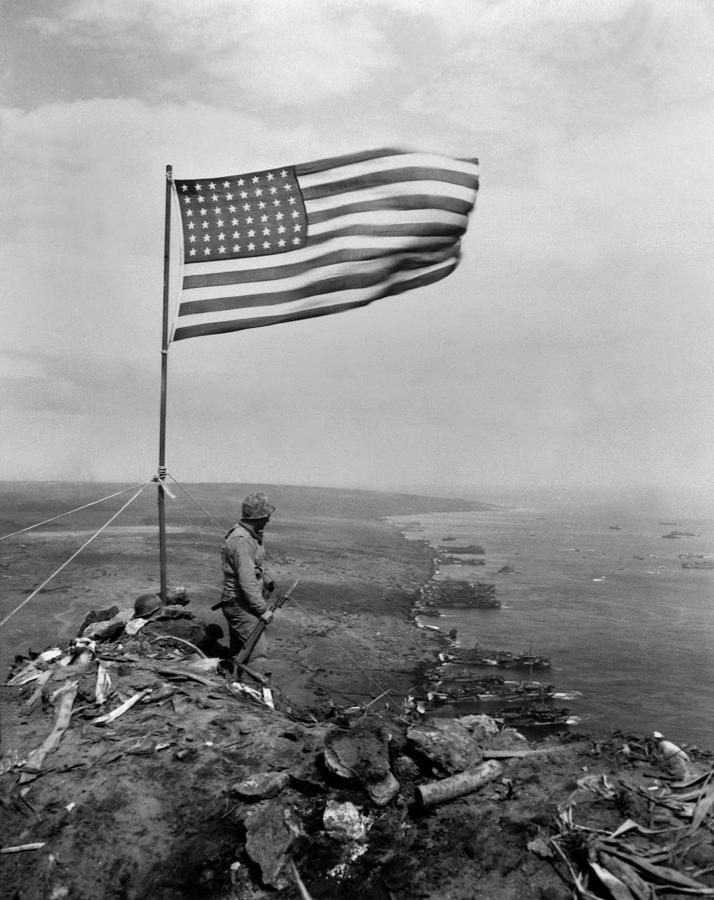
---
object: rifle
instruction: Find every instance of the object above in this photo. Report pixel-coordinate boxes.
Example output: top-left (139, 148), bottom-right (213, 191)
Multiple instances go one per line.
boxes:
top-left (235, 579), bottom-right (299, 668)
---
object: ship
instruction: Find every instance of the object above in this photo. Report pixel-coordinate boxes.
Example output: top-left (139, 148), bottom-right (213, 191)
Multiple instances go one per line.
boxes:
top-left (495, 705), bottom-right (575, 728)
top-left (679, 554), bottom-right (714, 570)
top-left (496, 651), bottom-right (551, 670)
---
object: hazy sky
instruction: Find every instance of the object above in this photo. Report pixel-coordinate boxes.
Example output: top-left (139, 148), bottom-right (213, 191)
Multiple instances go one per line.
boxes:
top-left (2, 0), bottom-right (713, 502)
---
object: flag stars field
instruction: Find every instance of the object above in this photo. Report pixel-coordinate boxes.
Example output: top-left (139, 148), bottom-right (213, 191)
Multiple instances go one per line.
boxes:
top-left (177, 165), bottom-right (309, 263)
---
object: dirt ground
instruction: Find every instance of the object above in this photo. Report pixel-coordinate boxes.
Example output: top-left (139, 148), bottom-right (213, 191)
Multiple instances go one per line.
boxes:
top-left (1, 483), bottom-right (713, 899)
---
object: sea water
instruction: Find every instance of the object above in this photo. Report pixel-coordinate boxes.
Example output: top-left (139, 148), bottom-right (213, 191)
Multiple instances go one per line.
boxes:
top-left (388, 490), bottom-right (714, 748)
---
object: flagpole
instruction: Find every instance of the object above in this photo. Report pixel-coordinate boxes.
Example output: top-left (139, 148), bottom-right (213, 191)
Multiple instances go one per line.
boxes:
top-left (157, 163), bottom-right (172, 602)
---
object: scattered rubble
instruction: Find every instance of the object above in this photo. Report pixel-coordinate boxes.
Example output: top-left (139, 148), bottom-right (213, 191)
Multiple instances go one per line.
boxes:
top-left (2, 593), bottom-right (714, 899)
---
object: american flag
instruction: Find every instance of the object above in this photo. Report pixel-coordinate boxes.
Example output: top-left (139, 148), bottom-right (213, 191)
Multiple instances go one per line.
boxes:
top-left (171, 148), bottom-right (479, 342)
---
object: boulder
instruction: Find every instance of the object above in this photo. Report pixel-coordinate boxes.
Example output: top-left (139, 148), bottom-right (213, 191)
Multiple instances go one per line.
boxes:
top-left (323, 799), bottom-right (369, 842)
top-left (231, 771), bottom-right (290, 800)
top-left (457, 714), bottom-right (499, 741)
top-left (407, 718), bottom-right (482, 774)
top-left (323, 722), bottom-right (400, 806)
top-left (243, 800), bottom-right (296, 888)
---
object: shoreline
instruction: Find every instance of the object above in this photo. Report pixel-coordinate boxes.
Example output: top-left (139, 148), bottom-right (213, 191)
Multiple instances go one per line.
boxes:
top-left (4, 488), bottom-right (714, 899)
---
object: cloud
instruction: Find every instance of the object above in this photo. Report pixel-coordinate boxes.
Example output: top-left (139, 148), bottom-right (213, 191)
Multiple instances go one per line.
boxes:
top-left (3, 1), bottom-right (713, 494)
top-left (403, 0), bottom-right (714, 138)
top-left (23, 0), bottom-right (397, 105)
top-left (0, 98), bottom-right (324, 362)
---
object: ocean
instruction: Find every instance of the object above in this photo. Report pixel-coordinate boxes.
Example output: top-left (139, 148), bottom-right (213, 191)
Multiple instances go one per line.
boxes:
top-left (388, 489), bottom-right (714, 748)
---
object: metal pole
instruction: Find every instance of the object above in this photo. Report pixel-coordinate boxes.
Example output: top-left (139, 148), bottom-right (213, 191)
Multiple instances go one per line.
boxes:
top-left (158, 164), bottom-right (172, 601)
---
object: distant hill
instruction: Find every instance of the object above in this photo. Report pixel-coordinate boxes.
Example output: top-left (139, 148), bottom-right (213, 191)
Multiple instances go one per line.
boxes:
top-left (0, 481), bottom-right (493, 533)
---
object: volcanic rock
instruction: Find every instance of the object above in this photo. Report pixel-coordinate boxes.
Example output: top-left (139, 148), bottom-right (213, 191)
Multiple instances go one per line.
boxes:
top-left (407, 717), bottom-right (483, 774)
top-left (231, 771), bottom-right (290, 800)
top-left (323, 721), bottom-right (400, 806)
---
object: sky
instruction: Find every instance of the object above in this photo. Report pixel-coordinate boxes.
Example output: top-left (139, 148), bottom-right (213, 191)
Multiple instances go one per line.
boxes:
top-left (2, 0), bottom-right (713, 506)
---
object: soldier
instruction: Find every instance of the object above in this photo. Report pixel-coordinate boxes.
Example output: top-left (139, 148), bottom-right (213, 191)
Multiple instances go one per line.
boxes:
top-left (219, 492), bottom-right (276, 674)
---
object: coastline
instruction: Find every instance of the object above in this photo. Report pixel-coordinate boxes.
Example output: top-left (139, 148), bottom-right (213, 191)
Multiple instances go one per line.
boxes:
top-left (3, 485), bottom-right (714, 900)
top-left (0, 483), bottom-right (476, 715)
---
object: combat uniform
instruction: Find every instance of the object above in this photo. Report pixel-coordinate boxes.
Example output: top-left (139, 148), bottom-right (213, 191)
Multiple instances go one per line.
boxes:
top-left (220, 520), bottom-right (273, 667)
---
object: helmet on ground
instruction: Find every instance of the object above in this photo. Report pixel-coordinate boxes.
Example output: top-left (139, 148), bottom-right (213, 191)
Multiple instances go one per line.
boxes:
top-left (134, 592), bottom-right (162, 618)
top-left (242, 492), bottom-right (276, 520)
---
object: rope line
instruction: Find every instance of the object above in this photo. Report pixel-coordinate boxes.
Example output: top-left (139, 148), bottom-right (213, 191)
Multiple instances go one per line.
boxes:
top-left (0, 481), bottom-right (149, 542)
top-left (166, 473), bottom-right (227, 532)
top-left (288, 593), bottom-right (395, 698)
top-left (0, 482), bottom-right (150, 630)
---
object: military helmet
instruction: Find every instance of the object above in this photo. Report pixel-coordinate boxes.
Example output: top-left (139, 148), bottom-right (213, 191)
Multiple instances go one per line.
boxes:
top-left (133, 592), bottom-right (162, 618)
top-left (241, 492), bottom-right (276, 520)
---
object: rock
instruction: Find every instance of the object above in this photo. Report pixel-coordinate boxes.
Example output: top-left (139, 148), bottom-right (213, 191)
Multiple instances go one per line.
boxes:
top-left (77, 605), bottom-right (120, 636)
top-left (393, 755), bottom-right (420, 780)
top-left (243, 800), bottom-right (296, 888)
top-left (231, 771), bottom-right (290, 800)
top-left (323, 799), bottom-right (369, 842)
top-left (407, 718), bottom-right (482, 774)
top-left (289, 756), bottom-right (330, 796)
top-left (166, 586), bottom-right (189, 605)
top-left (457, 714), bottom-right (499, 741)
top-left (323, 722), bottom-right (400, 806)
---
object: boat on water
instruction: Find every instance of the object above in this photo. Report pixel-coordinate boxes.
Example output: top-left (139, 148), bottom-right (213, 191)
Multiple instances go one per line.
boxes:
top-left (426, 678), bottom-right (556, 705)
top-left (679, 554), bottom-right (714, 570)
top-left (496, 651), bottom-right (551, 670)
top-left (495, 705), bottom-right (574, 727)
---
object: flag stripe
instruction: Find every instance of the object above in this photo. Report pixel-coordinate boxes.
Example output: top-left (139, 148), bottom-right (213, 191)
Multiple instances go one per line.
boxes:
top-left (171, 148), bottom-right (478, 341)
top-left (184, 237), bottom-right (454, 290)
top-left (303, 180), bottom-right (476, 216)
top-left (301, 167), bottom-right (478, 202)
top-left (179, 246), bottom-right (459, 314)
top-left (295, 148), bottom-right (478, 180)
top-left (309, 207), bottom-right (468, 234)
top-left (307, 193), bottom-right (474, 224)
top-left (172, 257), bottom-right (459, 341)
top-left (184, 235), bottom-right (453, 284)
top-left (183, 233), bottom-right (452, 284)
top-left (293, 147), bottom-right (409, 176)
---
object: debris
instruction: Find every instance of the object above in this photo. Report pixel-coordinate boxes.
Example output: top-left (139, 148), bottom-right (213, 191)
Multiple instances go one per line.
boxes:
top-left (21, 679), bottom-right (78, 775)
top-left (415, 760), bottom-right (503, 808)
top-left (230, 681), bottom-right (275, 708)
top-left (658, 738), bottom-right (698, 780)
top-left (0, 843), bottom-right (47, 854)
top-left (576, 772), bottom-right (618, 799)
top-left (527, 836), bottom-right (554, 859)
top-left (94, 663), bottom-right (112, 705)
top-left (23, 670), bottom-right (52, 709)
top-left (154, 665), bottom-right (216, 686)
top-left (0, 748), bottom-right (25, 776)
top-left (81, 609), bottom-right (133, 642)
top-left (90, 689), bottom-right (152, 725)
top-left (323, 799), bottom-right (369, 842)
top-left (148, 635), bottom-right (207, 657)
top-left (482, 741), bottom-right (589, 760)
top-left (68, 637), bottom-right (97, 665)
top-left (6, 662), bottom-right (47, 687)
top-left (289, 859), bottom-right (315, 900)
